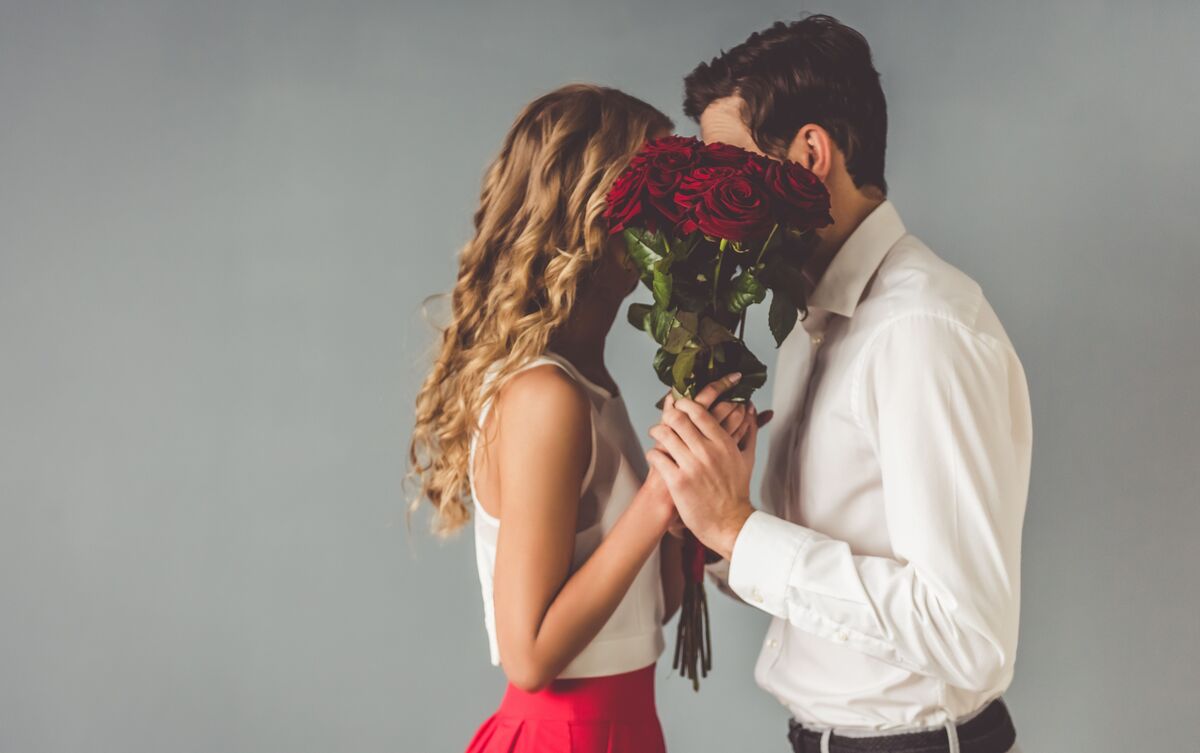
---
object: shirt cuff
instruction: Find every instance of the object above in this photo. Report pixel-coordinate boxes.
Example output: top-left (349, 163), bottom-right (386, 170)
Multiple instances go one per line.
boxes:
top-left (727, 510), bottom-right (815, 618)
top-left (705, 557), bottom-right (730, 581)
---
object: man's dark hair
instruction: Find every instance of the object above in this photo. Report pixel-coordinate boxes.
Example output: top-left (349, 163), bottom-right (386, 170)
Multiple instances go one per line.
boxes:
top-left (684, 14), bottom-right (888, 194)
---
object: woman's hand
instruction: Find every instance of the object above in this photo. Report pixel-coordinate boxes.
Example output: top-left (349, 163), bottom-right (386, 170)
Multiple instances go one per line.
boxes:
top-left (665, 394), bottom-right (772, 463)
top-left (658, 373), bottom-right (749, 446)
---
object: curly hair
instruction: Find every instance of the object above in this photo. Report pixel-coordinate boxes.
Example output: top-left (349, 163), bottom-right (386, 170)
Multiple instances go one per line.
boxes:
top-left (408, 84), bottom-right (672, 535)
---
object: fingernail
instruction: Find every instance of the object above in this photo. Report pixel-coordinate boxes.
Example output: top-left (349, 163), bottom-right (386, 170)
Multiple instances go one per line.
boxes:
top-left (729, 372), bottom-right (742, 383)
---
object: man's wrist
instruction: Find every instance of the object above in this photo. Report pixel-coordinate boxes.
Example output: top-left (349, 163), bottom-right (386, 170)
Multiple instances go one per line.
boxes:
top-left (705, 501), bottom-right (754, 560)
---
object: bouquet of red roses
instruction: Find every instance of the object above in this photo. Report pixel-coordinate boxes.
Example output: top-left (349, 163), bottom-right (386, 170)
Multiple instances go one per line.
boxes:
top-left (604, 135), bottom-right (831, 689)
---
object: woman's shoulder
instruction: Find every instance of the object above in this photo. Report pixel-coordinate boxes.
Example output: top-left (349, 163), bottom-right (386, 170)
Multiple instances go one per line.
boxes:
top-left (486, 362), bottom-right (594, 501)
top-left (494, 361), bottom-right (591, 429)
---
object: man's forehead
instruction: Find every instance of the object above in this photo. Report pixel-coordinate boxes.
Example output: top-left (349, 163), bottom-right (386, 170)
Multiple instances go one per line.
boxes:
top-left (698, 96), bottom-right (761, 154)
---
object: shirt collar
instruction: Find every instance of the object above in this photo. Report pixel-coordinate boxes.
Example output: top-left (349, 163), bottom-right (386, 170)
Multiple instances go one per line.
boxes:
top-left (807, 200), bottom-right (906, 318)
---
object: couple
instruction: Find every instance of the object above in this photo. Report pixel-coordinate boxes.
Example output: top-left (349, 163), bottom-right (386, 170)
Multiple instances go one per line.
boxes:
top-left (410, 15), bottom-right (1031, 753)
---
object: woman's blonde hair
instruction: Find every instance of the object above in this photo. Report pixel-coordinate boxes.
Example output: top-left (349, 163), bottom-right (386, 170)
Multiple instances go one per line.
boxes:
top-left (408, 84), bottom-right (672, 535)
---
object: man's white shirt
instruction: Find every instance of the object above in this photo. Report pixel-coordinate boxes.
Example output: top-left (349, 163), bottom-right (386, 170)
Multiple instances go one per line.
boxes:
top-left (718, 201), bottom-right (1032, 732)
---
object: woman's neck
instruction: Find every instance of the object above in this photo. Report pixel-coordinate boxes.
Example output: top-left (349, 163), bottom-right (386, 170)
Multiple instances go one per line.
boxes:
top-left (550, 297), bottom-right (619, 395)
top-left (551, 339), bottom-right (609, 383)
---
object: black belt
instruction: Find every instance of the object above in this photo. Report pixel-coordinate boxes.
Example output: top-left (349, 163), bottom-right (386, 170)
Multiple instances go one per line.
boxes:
top-left (788, 699), bottom-right (1016, 753)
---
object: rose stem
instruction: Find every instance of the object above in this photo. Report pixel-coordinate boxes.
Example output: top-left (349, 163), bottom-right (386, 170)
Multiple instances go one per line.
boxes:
top-left (754, 223), bottom-right (779, 267)
top-left (712, 239), bottom-right (727, 308)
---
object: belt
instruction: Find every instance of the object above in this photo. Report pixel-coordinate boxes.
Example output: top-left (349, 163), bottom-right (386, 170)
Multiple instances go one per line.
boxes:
top-left (787, 699), bottom-right (1016, 753)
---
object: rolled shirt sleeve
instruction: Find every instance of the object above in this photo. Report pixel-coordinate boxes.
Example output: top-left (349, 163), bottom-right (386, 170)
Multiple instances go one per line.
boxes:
top-left (728, 312), bottom-right (1031, 691)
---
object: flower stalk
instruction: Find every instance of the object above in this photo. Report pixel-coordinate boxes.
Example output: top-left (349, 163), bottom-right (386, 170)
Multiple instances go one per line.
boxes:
top-left (605, 136), bottom-right (832, 689)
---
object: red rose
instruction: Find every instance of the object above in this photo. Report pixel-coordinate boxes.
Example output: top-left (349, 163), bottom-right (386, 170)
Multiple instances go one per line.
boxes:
top-left (700, 141), bottom-right (756, 169)
top-left (606, 136), bottom-right (705, 234)
top-left (604, 157), bottom-right (653, 234)
top-left (742, 151), bottom-right (773, 174)
top-left (642, 134), bottom-right (702, 158)
top-left (753, 159), bottom-right (833, 230)
top-left (673, 166), bottom-right (735, 235)
top-left (642, 136), bottom-right (702, 223)
top-left (675, 166), bottom-right (773, 242)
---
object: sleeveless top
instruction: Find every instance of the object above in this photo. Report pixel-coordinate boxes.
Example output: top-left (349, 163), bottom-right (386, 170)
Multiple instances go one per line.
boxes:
top-left (469, 352), bottom-right (665, 679)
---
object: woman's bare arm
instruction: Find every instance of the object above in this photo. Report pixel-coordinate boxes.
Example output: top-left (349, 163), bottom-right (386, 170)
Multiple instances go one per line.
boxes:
top-left (487, 366), bottom-right (675, 692)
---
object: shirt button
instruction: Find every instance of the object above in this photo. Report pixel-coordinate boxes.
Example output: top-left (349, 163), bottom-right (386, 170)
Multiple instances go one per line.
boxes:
top-left (751, 588), bottom-right (764, 604)
top-left (833, 630), bottom-right (849, 643)
top-left (767, 638), bottom-right (779, 648)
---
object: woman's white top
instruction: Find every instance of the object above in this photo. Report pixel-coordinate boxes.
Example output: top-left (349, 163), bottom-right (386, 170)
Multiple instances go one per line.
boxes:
top-left (469, 352), bottom-right (664, 679)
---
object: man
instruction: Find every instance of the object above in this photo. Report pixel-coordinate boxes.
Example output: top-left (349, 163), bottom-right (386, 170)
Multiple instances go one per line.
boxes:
top-left (646, 15), bottom-right (1031, 753)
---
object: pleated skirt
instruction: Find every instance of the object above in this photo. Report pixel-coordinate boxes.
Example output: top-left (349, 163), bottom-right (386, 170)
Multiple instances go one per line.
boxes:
top-left (464, 664), bottom-right (666, 753)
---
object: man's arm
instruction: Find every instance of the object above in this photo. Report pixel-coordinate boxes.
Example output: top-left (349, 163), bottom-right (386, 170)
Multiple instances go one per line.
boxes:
top-left (651, 313), bottom-right (1032, 691)
top-left (699, 398), bottom-right (773, 604)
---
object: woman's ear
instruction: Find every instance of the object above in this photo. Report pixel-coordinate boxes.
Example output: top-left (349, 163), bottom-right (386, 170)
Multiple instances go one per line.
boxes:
top-left (786, 124), bottom-right (834, 181)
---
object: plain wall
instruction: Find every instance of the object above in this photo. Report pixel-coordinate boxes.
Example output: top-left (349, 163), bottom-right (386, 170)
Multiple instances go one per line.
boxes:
top-left (2, 1), bottom-right (1198, 751)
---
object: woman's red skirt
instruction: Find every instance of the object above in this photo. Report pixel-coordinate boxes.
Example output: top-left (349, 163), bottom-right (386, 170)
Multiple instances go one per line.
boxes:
top-left (464, 664), bottom-right (666, 753)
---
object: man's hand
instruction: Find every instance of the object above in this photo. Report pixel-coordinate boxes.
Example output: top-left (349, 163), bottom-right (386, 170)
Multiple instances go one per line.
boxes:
top-left (643, 374), bottom-right (744, 527)
top-left (649, 373), bottom-right (757, 539)
top-left (646, 381), bottom-right (770, 559)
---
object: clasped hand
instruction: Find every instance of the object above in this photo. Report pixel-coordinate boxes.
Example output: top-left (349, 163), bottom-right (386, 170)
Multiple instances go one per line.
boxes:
top-left (645, 373), bottom-right (772, 560)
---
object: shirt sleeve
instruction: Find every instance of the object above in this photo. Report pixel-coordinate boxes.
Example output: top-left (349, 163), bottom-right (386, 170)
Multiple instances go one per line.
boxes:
top-left (727, 312), bottom-right (1032, 691)
top-left (704, 557), bottom-right (741, 601)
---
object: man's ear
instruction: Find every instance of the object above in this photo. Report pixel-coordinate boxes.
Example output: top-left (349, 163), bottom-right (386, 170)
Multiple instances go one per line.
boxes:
top-left (786, 124), bottom-right (834, 181)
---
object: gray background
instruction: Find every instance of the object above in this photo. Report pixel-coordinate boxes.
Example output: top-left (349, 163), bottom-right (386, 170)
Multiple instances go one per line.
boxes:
top-left (2, 1), bottom-right (1198, 751)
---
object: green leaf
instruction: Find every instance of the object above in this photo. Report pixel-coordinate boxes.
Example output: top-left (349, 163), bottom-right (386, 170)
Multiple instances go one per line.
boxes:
top-left (724, 344), bottom-right (768, 401)
top-left (768, 290), bottom-right (799, 346)
top-left (698, 317), bottom-right (737, 346)
top-left (651, 268), bottom-right (673, 308)
top-left (663, 323), bottom-right (694, 354)
top-left (675, 310), bottom-right (699, 335)
top-left (622, 227), bottom-right (666, 278)
top-left (761, 253), bottom-right (808, 309)
top-left (672, 347), bottom-right (699, 395)
top-left (646, 305), bottom-right (675, 344)
top-left (652, 347), bottom-right (675, 387)
top-left (724, 268), bottom-right (767, 314)
top-left (626, 302), bottom-right (652, 331)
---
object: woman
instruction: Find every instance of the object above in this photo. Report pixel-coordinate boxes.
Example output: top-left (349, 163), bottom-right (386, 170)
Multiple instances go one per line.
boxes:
top-left (408, 84), bottom-right (757, 752)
